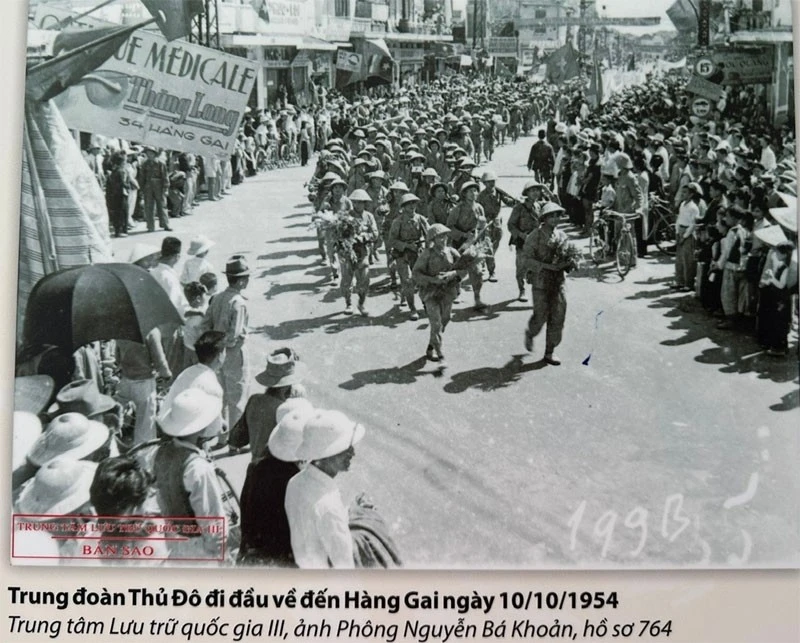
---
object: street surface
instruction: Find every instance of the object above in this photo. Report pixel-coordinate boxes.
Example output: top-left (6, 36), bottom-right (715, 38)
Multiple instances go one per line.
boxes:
top-left (114, 133), bottom-right (799, 569)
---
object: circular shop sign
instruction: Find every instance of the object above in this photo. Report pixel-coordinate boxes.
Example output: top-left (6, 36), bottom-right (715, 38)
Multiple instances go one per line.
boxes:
top-left (691, 97), bottom-right (712, 118)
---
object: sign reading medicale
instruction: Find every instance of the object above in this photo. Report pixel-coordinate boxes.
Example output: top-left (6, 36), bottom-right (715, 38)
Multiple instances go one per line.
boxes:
top-left (54, 30), bottom-right (258, 156)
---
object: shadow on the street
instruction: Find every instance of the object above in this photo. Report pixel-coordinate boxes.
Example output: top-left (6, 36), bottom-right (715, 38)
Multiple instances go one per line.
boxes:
top-left (259, 262), bottom-right (317, 277)
top-left (257, 247), bottom-right (320, 261)
top-left (771, 387), bottom-right (800, 412)
top-left (450, 297), bottom-right (528, 323)
top-left (285, 222), bottom-right (313, 229)
top-left (260, 277), bottom-right (330, 300)
top-left (283, 211), bottom-right (309, 219)
top-left (255, 305), bottom-right (410, 341)
top-left (648, 292), bottom-right (799, 409)
top-left (339, 355), bottom-right (446, 390)
top-left (443, 354), bottom-right (548, 394)
top-left (265, 235), bottom-right (317, 244)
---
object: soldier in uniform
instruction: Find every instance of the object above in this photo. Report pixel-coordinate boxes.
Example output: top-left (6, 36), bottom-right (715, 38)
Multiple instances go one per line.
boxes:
top-left (522, 203), bottom-right (572, 366)
top-left (476, 170), bottom-right (514, 282)
top-left (426, 182), bottom-right (452, 226)
top-left (507, 180), bottom-right (544, 301)
top-left (447, 181), bottom-right (488, 311)
top-left (383, 181), bottom-right (409, 291)
top-left (413, 224), bottom-right (463, 363)
top-left (365, 170), bottom-right (389, 264)
top-left (335, 190), bottom-right (379, 317)
top-left (140, 146), bottom-right (171, 232)
top-left (315, 177), bottom-right (352, 282)
top-left (201, 256), bottom-right (251, 431)
top-left (388, 193), bottom-right (430, 320)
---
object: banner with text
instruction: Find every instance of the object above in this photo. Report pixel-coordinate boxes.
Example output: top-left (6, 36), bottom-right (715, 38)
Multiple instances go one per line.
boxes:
top-left (264, 0), bottom-right (314, 34)
top-left (53, 30), bottom-right (258, 156)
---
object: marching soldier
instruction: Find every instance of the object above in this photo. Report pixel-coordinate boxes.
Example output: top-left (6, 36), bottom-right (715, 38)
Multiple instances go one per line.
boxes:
top-left (476, 171), bottom-right (515, 282)
top-left (388, 193), bottom-right (430, 320)
top-left (335, 190), bottom-right (379, 317)
top-left (447, 181), bottom-right (488, 311)
top-left (413, 224), bottom-right (464, 363)
top-left (507, 180), bottom-right (544, 301)
top-left (522, 203), bottom-right (572, 366)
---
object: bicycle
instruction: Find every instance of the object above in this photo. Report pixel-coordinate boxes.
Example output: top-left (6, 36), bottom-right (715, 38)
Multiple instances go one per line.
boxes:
top-left (589, 208), bottom-right (640, 277)
top-left (647, 194), bottom-right (678, 255)
top-left (122, 436), bottom-right (242, 559)
top-left (280, 139), bottom-right (300, 167)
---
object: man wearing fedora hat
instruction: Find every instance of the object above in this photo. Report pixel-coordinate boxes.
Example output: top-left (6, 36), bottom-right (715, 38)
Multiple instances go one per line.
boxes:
top-left (285, 409), bottom-right (365, 568)
top-left (202, 256), bottom-right (251, 432)
top-left (389, 193), bottom-right (430, 320)
top-left (153, 388), bottom-right (229, 560)
top-left (522, 202), bottom-right (571, 365)
top-left (230, 347), bottom-right (307, 462)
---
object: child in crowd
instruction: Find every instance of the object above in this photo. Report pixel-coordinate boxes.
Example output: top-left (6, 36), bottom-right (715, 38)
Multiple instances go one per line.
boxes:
top-left (181, 235), bottom-right (215, 285)
top-left (182, 281), bottom-right (209, 370)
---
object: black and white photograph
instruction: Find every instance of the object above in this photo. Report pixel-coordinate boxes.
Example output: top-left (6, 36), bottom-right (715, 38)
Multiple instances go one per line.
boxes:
top-left (8, 0), bottom-right (799, 571)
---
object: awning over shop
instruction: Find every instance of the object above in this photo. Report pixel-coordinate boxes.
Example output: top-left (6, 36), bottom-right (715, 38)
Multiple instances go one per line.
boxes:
top-left (221, 33), bottom-right (337, 50)
top-left (729, 30), bottom-right (793, 44)
top-left (301, 36), bottom-right (338, 51)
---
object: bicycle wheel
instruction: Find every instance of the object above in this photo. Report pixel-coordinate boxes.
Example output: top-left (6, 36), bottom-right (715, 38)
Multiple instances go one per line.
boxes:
top-left (589, 221), bottom-right (606, 265)
top-left (616, 228), bottom-right (635, 277)
top-left (653, 214), bottom-right (677, 255)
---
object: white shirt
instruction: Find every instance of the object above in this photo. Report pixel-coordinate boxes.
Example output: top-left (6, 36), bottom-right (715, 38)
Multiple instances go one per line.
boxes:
top-left (181, 256), bottom-right (214, 285)
top-left (676, 200), bottom-right (700, 228)
top-left (760, 146), bottom-right (777, 172)
top-left (162, 363), bottom-right (223, 413)
top-left (151, 262), bottom-right (188, 317)
top-left (284, 465), bottom-right (354, 569)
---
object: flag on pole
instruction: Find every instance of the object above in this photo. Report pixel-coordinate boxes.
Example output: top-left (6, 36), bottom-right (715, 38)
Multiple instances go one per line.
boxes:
top-left (140, 0), bottom-right (204, 41)
top-left (546, 44), bottom-right (580, 84)
top-left (251, 0), bottom-right (271, 22)
top-left (587, 47), bottom-right (604, 109)
top-left (336, 39), bottom-right (394, 88)
top-left (26, 22), bottom-right (148, 103)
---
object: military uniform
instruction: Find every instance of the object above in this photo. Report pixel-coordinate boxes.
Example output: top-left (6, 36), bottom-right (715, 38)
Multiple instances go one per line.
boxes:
top-left (521, 225), bottom-right (569, 358)
top-left (388, 213), bottom-right (429, 306)
top-left (446, 200), bottom-right (487, 302)
top-left (476, 186), bottom-right (506, 279)
top-left (507, 201), bottom-right (540, 291)
top-left (426, 196), bottom-right (451, 226)
top-left (413, 245), bottom-right (461, 356)
top-left (335, 210), bottom-right (379, 307)
top-left (140, 154), bottom-right (170, 231)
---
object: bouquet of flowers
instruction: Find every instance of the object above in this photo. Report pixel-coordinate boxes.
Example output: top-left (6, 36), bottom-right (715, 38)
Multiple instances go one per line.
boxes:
top-left (333, 216), bottom-right (367, 265)
top-left (548, 235), bottom-right (582, 273)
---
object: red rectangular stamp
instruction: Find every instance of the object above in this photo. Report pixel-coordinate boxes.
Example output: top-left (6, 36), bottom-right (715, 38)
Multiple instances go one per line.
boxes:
top-left (11, 514), bottom-right (228, 564)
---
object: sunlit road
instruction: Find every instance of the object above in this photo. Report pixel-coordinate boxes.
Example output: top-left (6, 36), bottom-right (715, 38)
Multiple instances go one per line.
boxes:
top-left (114, 133), bottom-right (799, 569)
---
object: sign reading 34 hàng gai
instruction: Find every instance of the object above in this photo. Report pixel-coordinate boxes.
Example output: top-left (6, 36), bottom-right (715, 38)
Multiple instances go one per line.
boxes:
top-left (54, 30), bottom-right (258, 156)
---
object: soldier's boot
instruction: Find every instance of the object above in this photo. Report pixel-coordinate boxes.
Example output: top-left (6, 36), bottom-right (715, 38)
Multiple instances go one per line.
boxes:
top-left (518, 284), bottom-right (528, 302)
top-left (344, 296), bottom-right (354, 315)
top-left (408, 295), bottom-right (420, 321)
top-left (426, 344), bottom-right (437, 361)
top-left (357, 293), bottom-right (368, 317)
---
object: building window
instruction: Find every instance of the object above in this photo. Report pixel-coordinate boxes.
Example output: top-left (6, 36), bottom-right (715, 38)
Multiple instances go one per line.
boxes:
top-left (335, 0), bottom-right (350, 17)
top-left (534, 8), bottom-right (546, 33)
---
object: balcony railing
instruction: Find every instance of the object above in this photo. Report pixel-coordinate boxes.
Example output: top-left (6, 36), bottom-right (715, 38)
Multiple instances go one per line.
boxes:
top-left (351, 17), bottom-right (387, 33)
top-left (487, 37), bottom-right (518, 53)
